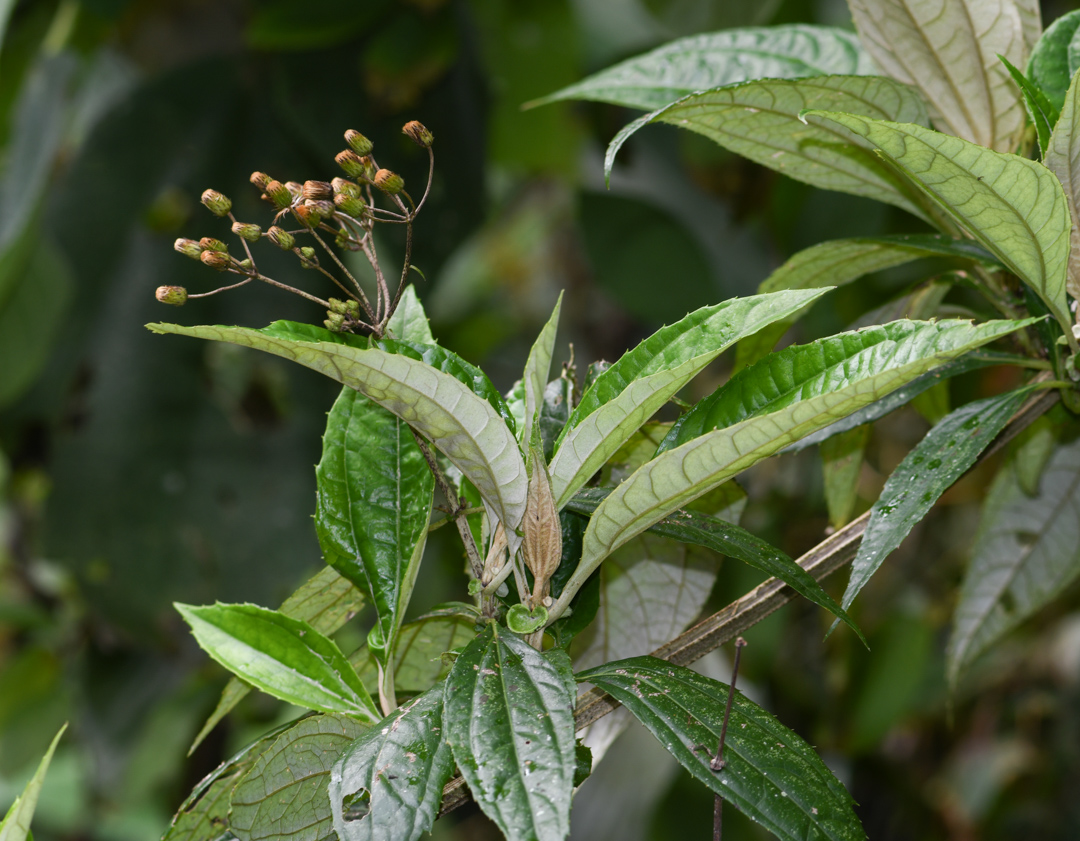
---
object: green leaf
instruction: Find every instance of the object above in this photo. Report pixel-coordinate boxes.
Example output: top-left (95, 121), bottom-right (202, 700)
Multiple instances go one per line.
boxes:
top-left (175, 602), bottom-right (380, 721)
top-left (737, 234), bottom-right (996, 366)
top-left (329, 687), bottom-right (454, 841)
top-left (315, 386), bottom-right (435, 666)
top-left (444, 625), bottom-right (576, 841)
top-left (352, 613), bottom-right (479, 696)
top-left (844, 385), bottom-right (1039, 617)
top-left (147, 322), bottom-right (528, 540)
top-left (566, 488), bottom-right (862, 640)
top-left (538, 373), bottom-right (573, 462)
top-left (386, 285), bottom-right (434, 344)
top-left (822, 425), bottom-right (870, 531)
top-left (847, 0), bottom-right (1027, 151)
top-left (999, 54), bottom-right (1058, 157)
top-left (579, 658), bottom-right (865, 841)
top-left (1027, 9), bottom-right (1080, 113)
top-left (0, 724), bottom-right (65, 841)
top-left (528, 25), bottom-right (876, 110)
top-left (554, 318), bottom-right (1033, 615)
top-left (605, 75), bottom-right (932, 219)
top-left (521, 294), bottom-right (562, 453)
top-left (550, 289), bottom-right (831, 507)
top-left (1043, 67), bottom-right (1080, 303)
top-left (229, 714), bottom-right (367, 841)
top-left (948, 434), bottom-right (1080, 688)
top-left (190, 567), bottom-right (366, 755)
top-left (802, 112), bottom-right (1073, 339)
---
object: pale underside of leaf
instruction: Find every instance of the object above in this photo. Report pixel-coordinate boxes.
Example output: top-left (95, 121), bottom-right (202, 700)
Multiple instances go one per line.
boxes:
top-left (386, 284), bottom-right (435, 344)
top-left (605, 75), bottom-right (932, 219)
top-left (1043, 67), bottom-right (1080, 302)
top-left (847, 0), bottom-right (1029, 151)
top-left (522, 293), bottom-right (562, 453)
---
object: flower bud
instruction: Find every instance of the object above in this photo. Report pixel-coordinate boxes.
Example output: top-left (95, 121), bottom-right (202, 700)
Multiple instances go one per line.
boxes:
top-left (299, 245), bottom-right (317, 264)
top-left (284, 181), bottom-right (303, 200)
top-left (334, 193), bottom-right (365, 218)
top-left (344, 299), bottom-right (360, 317)
top-left (402, 120), bottom-right (433, 148)
top-left (344, 129), bottom-right (373, 156)
top-left (306, 198), bottom-right (335, 217)
top-left (335, 150), bottom-right (366, 178)
top-left (199, 237), bottom-right (228, 253)
top-left (174, 238), bottom-right (204, 259)
top-left (250, 171), bottom-right (271, 190)
top-left (293, 204), bottom-right (321, 228)
top-left (331, 177), bottom-right (360, 197)
top-left (302, 180), bottom-right (332, 201)
top-left (265, 180), bottom-right (292, 208)
top-left (266, 226), bottom-right (295, 250)
top-left (155, 285), bottom-right (188, 305)
top-left (231, 221), bottom-right (262, 242)
top-left (324, 312), bottom-right (346, 332)
top-left (522, 451), bottom-right (561, 604)
top-left (200, 250), bottom-right (232, 271)
top-left (328, 297), bottom-right (348, 314)
top-left (373, 168), bottom-right (404, 195)
top-left (200, 189), bottom-right (232, 217)
top-left (237, 258), bottom-right (253, 272)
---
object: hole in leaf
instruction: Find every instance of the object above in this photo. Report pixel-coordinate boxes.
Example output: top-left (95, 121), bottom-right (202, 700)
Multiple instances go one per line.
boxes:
top-left (343, 788), bottom-right (371, 821)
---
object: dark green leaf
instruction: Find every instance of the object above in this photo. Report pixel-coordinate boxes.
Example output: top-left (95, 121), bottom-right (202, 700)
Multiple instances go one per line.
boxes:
top-left (999, 54), bottom-right (1058, 156)
top-left (1027, 9), bottom-right (1080, 112)
top-left (579, 657), bottom-right (865, 841)
top-left (329, 688), bottom-right (454, 841)
top-left (229, 714), bottom-right (367, 841)
top-left (538, 374), bottom-right (573, 462)
top-left (175, 602), bottom-right (380, 721)
top-left (822, 425), bottom-right (870, 530)
top-left (444, 625), bottom-right (576, 841)
top-left (529, 25), bottom-right (875, 110)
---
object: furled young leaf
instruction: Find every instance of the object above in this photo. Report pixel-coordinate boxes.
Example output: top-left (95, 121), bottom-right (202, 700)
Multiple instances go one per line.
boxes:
top-left (802, 113), bottom-right (1073, 338)
top-left (328, 687), bottom-right (454, 841)
top-left (190, 566), bottom-right (365, 755)
top-left (315, 386), bottom-right (434, 666)
top-left (385, 284), bottom-right (435, 344)
top-left (553, 318), bottom-right (1032, 614)
top-left (147, 323), bottom-right (528, 539)
top-left (175, 602), bottom-right (380, 721)
top-left (1043, 66), bottom-right (1080, 302)
top-left (847, 0), bottom-right (1028, 151)
top-left (0, 723), bottom-right (65, 841)
top-left (948, 434), bottom-right (1080, 688)
top-left (521, 294), bottom-right (562, 453)
top-left (604, 75), bottom-right (932, 218)
top-left (230, 714), bottom-right (367, 841)
top-left (844, 385), bottom-right (1039, 617)
top-left (999, 54), bottom-right (1058, 156)
top-left (822, 425), bottom-right (870, 531)
top-left (353, 612), bottom-right (478, 696)
top-left (550, 289), bottom-right (831, 507)
top-left (737, 234), bottom-right (996, 366)
top-left (444, 624), bottom-right (577, 841)
top-left (1027, 9), bottom-right (1080, 113)
top-left (528, 25), bottom-right (875, 110)
top-left (579, 658), bottom-right (865, 841)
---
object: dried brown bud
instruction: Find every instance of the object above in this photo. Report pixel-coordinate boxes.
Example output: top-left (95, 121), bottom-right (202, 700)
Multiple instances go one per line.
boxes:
top-left (250, 171), bottom-right (271, 190)
top-left (200, 250), bottom-right (232, 271)
top-left (200, 189), bottom-right (232, 216)
top-left (266, 226), bottom-right (295, 250)
top-left (293, 204), bottom-right (321, 228)
top-left (174, 238), bottom-right (203, 259)
top-left (521, 453), bottom-right (561, 605)
top-left (231, 221), bottom-right (262, 242)
top-left (373, 168), bottom-right (404, 195)
top-left (335, 150), bottom-right (366, 178)
top-left (199, 237), bottom-right (228, 253)
top-left (344, 129), bottom-right (373, 156)
top-left (334, 193), bottom-right (365, 218)
top-left (303, 180), bottom-right (333, 201)
top-left (155, 285), bottom-right (188, 305)
top-left (265, 180), bottom-right (291, 208)
top-left (284, 181), bottom-right (303, 200)
top-left (402, 120), bottom-right (433, 148)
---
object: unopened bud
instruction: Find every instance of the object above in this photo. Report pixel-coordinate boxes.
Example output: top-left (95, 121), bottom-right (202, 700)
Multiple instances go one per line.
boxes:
top-left (334, 193), bottom-right (365, 218)
top-left (266, 226), bottom-right (295, 250)
top-left (344, 299), bottom-right (360, 317)
top-left (303, 180), bottom-right (332, 201)
top-left (250, 171), bottom-right (271, 190)
top-left (344, 129), bottom-right (373, 156)
top-left (306, 198), bottom-right (335, 217)
top-left (284, 181), bottom-right (303, 200)
top-left (335, 150), bottom-right (366, 178)
top-left (200, 189), bottom-right (232, 217)
top-left (199, 237), bottom-right (228, 253)
top-left (174, 238), bottom-right (203, 259)
top-left (331, 177), bottom-right (360, 197)
top-left (155, 285), bottom-right (188, 305)
top-left (402, 120), bottom-right (433, 148)
top-left (265, 180), bottom-right (291, 208)
top-left (324, 313), bottom-right (345, 332)
top-left (373, 169), bottom-right (404, 195)
top-left (328, 297), bottom-right (348, 314)
top-left (237, 258), bottom-right (253, 272)
top-left (522, 451), bottom-right (561, 605)
top-left (293, 204), bottom-right (321, 228)
top-left (231, 221), bottom-right (262, 242)
top-left (200, 250), bottom-right (232, 271)
top-left (299, 246), bottom-right (317, 264)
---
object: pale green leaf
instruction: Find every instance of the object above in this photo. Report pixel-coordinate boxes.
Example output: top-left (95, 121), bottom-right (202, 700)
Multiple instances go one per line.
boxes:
top-left (147, 322), bottom-right (527, 538)
top-left (1043, 66), bottom-right (1080, 302)
top-left (822, 425), bottom-right (870, 530)
top-left (604, 75), bottom-right (932, 219)
top-left (528, 25), bottom-right (875, 110)
top-left (521, 293), bottom-right (562, 453)
top-left (385, 284), bottom-right (434, 344)
top-left (804, 112), bottom-right (1073, 337)
top-left (0, 724), bottom-right (65, 841)
top-left (847, 0), bottom-right (1029, 151)
top-left (352, 612), bottom-right (478, 696)
top-left (948, 435), bottom-right (1080, 688)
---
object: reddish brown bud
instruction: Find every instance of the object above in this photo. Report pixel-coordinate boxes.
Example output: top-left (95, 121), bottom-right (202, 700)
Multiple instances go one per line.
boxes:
top-left (265, 180), bottom-right (291, 208)
top-left (303, 180), bottom-right (333, 201)
top-left (402, 120), bottom-right (433, 148)
top-left (200, 189), bottom-right (232, 217)
top-left (200, 250), bottom-right (232, 271)
top-left (266, 226), bottom-right (295, 250)
top-left (250, 171), bottom-right (271, 190)
top-left (373, 168), bottom-right (404, 194)
top-left (344, 129), bottom-right (373, 156)
top-left (174, 238), bottom-right (203, 259)
top-left (199, 237), bottom-right (228, 253)
top-left (231, 221), bottom-right (262, 242)
top-left (155, 285), bottom-right (188, 305)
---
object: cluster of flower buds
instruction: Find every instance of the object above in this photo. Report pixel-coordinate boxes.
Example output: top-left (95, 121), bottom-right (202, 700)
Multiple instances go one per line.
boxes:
top-left (324, 297), bottom-right (362, 332)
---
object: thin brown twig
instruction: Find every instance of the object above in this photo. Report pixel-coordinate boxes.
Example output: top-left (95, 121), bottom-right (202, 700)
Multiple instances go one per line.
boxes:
top-left (711, 638), bottom-right (747, 841)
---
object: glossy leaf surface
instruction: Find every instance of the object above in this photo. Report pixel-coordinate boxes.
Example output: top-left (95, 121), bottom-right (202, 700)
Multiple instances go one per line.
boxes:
top-left (999, 54), bottom-right (1057, 155)
top-left (579, 658), bottom-right (865, 841)
top-left (529, 25), bottom-right (875, 110)
top-left (1027, 9), bottom-right (1080, 112)
top-left (0, 724), bottom-right (65, 841)
top-left (605, 75), bottom-right (931, 218)
top-left (948, 435), bottom-right (1080, 687)
top-left (329, 688), bottom-right (454, 841)
top-left (148, 322), bottom-right (528, 538)
top-left (804, 113), bottom-right (1073, 335)
top-left (175, 602), bottom-right (380, 721)
top-left (844, 385), bottom-right (1038, 615)
top-left (444, 624), bottom-right (576, 841)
